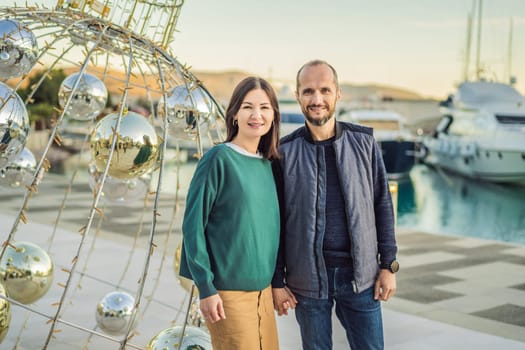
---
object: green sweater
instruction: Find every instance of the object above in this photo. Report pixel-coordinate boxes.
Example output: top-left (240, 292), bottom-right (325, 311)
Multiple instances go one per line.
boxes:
top-left (179, 144), bottom-right (280, 298)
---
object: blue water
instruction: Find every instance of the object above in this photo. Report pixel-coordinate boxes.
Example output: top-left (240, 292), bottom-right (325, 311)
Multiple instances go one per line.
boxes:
top-left (158, 161), bottom-right (525, 245)
top-left (396, 165), bottom-right (525, 245)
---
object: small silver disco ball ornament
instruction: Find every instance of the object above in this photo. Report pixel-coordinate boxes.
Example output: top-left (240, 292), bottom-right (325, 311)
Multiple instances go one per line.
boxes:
top-left (90, 111), bottom-right (160, 180)
top-left (87, 162), bottom-right (150, 204)
top-left (95, 291), bottom-right (135, 335)
top-left (0, 147), bottom-right (36, 188)
top-left (0, 241), bottom-right (54, 304)
top-left (58, 72), bottom-right (108, 121)
top-left (146, 325), bottom-right (212, 350)
top-left (0, 82), bottom-right (30, 169)
top-left (0, 283), bottom-right (11, 343)
top-left (157, 84), bottom-right (213, 139)
top-left (0, 19), bottom-right (38, 79)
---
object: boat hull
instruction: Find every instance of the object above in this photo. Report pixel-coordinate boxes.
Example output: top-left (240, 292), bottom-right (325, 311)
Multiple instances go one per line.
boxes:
top-left (424, 141), bottom-right (525, 185)
top-left (378, 140), bottom-right (418, 179)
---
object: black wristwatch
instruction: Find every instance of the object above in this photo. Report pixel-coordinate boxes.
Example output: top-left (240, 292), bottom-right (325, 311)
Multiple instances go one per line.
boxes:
top-left (381, 260), bottom-right (399, 273)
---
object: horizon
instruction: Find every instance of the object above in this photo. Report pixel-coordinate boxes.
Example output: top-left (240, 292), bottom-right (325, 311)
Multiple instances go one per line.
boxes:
top-left (4, 0), bottom-right (525, 99)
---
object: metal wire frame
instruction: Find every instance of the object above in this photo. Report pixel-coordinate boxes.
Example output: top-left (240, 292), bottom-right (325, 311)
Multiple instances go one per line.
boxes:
top-left (0, 4), bottom-right (223, 349)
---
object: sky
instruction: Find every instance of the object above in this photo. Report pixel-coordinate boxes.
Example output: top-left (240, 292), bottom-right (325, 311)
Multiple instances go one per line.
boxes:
top-left (6, 0), bottom-right (525, 99)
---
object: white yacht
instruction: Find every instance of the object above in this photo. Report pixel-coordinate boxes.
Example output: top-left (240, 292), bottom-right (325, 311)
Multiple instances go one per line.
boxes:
top-left (338, 109), bottom-right (420, 179)
top-left (422, 81), bottom-right (525, 185)
top-left (279, 100), bottom-right (305, 137)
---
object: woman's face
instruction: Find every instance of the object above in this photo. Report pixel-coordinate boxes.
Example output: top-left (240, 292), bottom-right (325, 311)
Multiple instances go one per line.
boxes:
top-left (234, 88), bottom-right (275, 141)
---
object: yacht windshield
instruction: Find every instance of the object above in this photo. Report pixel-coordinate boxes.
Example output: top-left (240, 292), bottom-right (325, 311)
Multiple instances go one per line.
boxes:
top-left (456, 82), bottom-right (524, 105)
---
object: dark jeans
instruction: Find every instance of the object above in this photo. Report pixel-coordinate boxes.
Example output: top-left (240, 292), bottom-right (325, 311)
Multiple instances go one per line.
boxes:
top-left (295, 267), bottom-right (384, 350)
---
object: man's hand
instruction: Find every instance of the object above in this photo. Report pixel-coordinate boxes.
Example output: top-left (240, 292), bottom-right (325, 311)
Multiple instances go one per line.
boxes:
top-left (272, 287), bottom-right (298, 316)
top-left (200, 294), bottom-right (226, 323)
top-left (374, 269), bottom-right (397, 301)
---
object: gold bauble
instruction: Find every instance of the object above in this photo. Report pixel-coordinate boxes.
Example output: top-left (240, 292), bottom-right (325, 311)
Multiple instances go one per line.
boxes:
top-left (90, 111), bottom-right (159, 180)
top-left (0, 241), bottom-right (54, 304)
top-left (0, 284), bottom-right (11, 343)
top-left (174, 242), bottom-right (198, 295)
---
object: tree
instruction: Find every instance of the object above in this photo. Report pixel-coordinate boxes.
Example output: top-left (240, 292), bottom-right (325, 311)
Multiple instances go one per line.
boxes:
top-left (18, 68), bottom-right (66, 124)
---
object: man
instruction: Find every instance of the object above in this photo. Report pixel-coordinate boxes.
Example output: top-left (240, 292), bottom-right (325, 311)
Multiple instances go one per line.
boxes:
top-left (272, 60), bottom-right (398, 350)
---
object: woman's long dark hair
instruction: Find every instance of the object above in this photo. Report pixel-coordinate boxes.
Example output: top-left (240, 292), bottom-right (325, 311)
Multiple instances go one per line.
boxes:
top-left (225, 77), bottom-right (281, 160)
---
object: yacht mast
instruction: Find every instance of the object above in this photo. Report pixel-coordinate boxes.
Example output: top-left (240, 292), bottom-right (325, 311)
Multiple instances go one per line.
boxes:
top-left (506, 17), bottom-right (514, 84)
top-left (475, 0), bottom-right (483, 80)
top-left (463, 8), bottom-right (474, 81)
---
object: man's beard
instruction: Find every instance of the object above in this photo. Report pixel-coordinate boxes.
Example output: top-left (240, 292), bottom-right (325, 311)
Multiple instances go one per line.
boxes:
top-left (304, 111), bottom-right (334, 126)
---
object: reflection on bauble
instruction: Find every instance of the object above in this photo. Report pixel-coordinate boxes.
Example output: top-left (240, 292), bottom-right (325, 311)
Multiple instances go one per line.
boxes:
top-left (157, 84), bottom-right (213, 139)
top-left (0, 82), bottom-right (30, 169)
top-left (87, 162), bottom-right (150, 204)
top-left (146, 325), bottom-right (211, 350)
top-left (0, 19), bottom-right (38, 80)
top-left (0, 241), bottom-right (54, 304)
top-left (95, 291), bottom-right (135, 335)
top-left (90, 111), bottom-right (159, 180)
top-left (0, 147), bottom-right (37, 188)
top-left (58, 72), bottom-right (108, 121)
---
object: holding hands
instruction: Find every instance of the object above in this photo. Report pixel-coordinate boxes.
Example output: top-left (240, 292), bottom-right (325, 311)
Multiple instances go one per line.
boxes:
top-left (272, 287), bottom-right (298, 316)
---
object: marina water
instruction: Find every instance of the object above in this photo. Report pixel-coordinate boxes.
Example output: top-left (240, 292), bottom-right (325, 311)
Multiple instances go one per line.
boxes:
top-left (158, 160), bottom-right (525, 245)
top-left (397, 164), bottom-right (525, 245)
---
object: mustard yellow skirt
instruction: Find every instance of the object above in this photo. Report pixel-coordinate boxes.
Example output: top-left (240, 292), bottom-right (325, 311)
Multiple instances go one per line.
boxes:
top-left (206, 285), bottom-right (279, 350)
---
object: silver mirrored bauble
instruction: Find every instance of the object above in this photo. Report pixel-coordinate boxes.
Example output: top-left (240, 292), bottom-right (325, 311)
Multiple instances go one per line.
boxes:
top-left (0, 147), bottom-right (36, 188)
top-left (87, 162), bottom-right (150, 204)
top-left (90, 111), bottom-right (160, 180)
top-left (0, 283), bottom-right (11, 343)
top-left (0, 241), bottom-right (54, 304)
top-left (157, 84), bottom-right (213, 139)
top-left (95, 291), bottom-right (135, 335)
top-left (58, 72), bottom-right (108, 121)
top-left (0, 19), bottom-right (38, 79)
top-left (146, 325), bottom-right (212, 350)
top-left (0, 82), bottom-right (30, 169)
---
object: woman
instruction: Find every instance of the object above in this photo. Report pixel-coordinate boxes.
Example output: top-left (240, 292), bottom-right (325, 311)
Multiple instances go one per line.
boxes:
top-left (179, 76), bottom-right (281, 350)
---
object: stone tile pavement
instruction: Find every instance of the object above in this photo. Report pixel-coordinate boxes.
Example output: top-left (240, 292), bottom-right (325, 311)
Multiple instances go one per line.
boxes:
top-left (1, 173), bottom-right (524, 349)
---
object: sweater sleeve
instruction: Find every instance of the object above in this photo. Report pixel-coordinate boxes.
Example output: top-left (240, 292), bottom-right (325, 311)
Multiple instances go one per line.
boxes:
top-left (371, 140), bottom-right (398, 266)
top-left (181, 150), bottom-right (221, 298)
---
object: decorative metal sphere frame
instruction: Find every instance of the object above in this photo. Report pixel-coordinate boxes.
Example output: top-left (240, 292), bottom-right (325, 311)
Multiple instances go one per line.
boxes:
top-left (0, 1), bottom-right (221, 349)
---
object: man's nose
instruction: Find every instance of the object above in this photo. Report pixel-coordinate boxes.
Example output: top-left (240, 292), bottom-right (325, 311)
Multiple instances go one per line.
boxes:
top-left (311, 91), bottom-right (323, 104)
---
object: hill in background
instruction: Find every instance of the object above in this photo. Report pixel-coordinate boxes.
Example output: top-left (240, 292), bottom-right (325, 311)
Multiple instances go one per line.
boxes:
top-left (192, 70), bottom-right (426, 103)
top-left (10, 66), bottom-right (428, 104)
top-left (8, 66), bottom-right (436, 124)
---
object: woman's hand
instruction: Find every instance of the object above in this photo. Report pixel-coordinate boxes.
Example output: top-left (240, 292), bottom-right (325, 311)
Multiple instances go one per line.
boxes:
top-left (200, 294), bottom-right (226, 323)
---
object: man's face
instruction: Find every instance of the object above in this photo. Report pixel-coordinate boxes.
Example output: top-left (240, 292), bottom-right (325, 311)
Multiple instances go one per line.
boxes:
top-left (295, 64), bottom-right (340, 126)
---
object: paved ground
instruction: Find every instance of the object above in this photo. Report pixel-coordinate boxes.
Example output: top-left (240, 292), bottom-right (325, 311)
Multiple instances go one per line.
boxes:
top-left (1, 172), bottom-right (524, 349)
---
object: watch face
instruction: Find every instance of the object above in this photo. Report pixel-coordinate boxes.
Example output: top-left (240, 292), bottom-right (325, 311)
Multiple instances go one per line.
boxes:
top-left (390, 260), bottom-right (399, 273)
